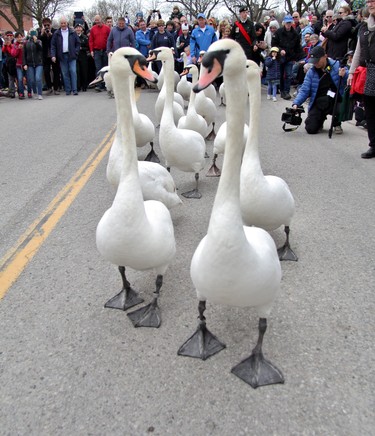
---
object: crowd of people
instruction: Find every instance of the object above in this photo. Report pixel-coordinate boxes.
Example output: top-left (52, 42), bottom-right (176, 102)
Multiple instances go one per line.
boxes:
top-left (1, 1), bottom-right (374, 157)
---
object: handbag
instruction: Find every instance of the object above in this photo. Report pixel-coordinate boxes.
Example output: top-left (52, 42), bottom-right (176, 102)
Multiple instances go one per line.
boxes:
top-left (350, 66), bottom-right (367, 95)
top-left (338, 86), bottom-right (354, 122)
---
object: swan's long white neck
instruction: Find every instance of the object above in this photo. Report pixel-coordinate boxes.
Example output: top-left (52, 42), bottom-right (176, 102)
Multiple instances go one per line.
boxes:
top-left (208, 62), bottom-right (247, 232)
top-left (112, 68), bottom-right (144, 205)
top-left (187, 68), bottom-right (198, 112)
top-left (161, 55), bottom-right (175, 125)
top-left (243, 67), bottom-right (263, 175)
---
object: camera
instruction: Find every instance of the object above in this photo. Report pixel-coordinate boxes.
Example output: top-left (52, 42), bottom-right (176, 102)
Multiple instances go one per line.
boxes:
top-left (281, 106), bottom-right (305, 131)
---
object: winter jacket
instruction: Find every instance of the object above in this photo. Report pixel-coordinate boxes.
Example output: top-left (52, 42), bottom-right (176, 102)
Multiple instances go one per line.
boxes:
top-left (11, 41), bottom-right (24, 67)
top-left (190, 25), bottom-right (217, 58)
top-left (106, 26), bottom-right (135, 52)
top-left (151, 31), bottom-right (175, 50)
top-left (301, 25), bottom-right (314, 47)
top-left (51, 28), bottom-right (80, 61)
top-left (271, 26), bottom-right (303, 62)
top-left (293, 58), bottom-right (348, 110)
top-left (136, 28), bottom-right (152, 56)
top-left (322, 16), bottom-right (355, 59)
top-left (265, 56), bottom-right (282, 80)
top-left (88, 24), bottom-right (110, 52)
top-left (230, 19), bottom-right (257, 60)
top-left (23, 39), bottom-right (43, 66)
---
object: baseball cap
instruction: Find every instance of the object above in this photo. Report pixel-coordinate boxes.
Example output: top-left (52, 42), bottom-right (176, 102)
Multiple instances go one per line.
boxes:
top-left (181, 23), bottom-right (189, 31)
top-left (308, 46), bottom-right (326, 64)
top-left (197, 13), bottom-right (206, 19)
top-left (283, 15), bottom-right (293, 23)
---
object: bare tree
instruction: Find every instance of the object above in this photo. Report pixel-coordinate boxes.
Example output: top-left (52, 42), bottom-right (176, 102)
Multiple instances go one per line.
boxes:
top-left (84, 0), bottom-right (145, 24)
top-left (0, 0), bottom-right (27, 31)
top-left (222, 0), bottom-right (280, 22)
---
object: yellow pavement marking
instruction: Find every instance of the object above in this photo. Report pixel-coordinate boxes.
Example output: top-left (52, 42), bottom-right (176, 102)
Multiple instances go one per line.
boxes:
top-left (0, 126), bottom-right (116, 299)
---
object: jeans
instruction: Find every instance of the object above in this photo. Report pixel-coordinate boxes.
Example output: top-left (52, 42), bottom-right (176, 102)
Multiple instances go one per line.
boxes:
top-left (60, 53), bottom-right (77, 94)
top-left (27, 65), bottom-right (43, 95)
top-left (267, 81), bottom-right (278, 98)
top-left (280, 60), bottom-right (294, 94)
top-left (16, 67), bottom-right (25, 95)
top-left (93, 50), bottom-right (107, 89)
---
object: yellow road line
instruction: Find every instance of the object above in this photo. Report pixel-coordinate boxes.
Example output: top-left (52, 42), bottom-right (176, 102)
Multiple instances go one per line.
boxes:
top-left (0, 126), bottom-right (116, 299)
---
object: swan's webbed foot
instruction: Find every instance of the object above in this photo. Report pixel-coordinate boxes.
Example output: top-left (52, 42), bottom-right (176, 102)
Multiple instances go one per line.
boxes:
top-left (231, 351), bottom-right (284, 388)
top-left (144, 142), bottom-right (160, 163)
top-left (277, 226), bottom-right (298, 261)
top-left (205, 128), bottom-right (216, 141)
top-left (277, 244), bottom-right (298, 261)
top-left (104, 266), bottom-right (144, 310)
top-left (206, 154), bottom-right (221, 177)
top-left (178, 300), bottom-right (226, 360)
top-left (127, 297), bottom-right (161, 328)
top-left (205, 151), bottom-right (210, 158)
top-left (104, 287), bottom-right (144, 311)
top-left (178, 322), bottom-right (226, 360)
top-left (181, 188), bottom-right (202, 199)
top-left (231, 318), bottom-right (284, 388)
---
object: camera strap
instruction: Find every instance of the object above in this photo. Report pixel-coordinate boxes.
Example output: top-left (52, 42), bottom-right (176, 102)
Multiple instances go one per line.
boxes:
top-left (282, 123), bottom-right (300, 132)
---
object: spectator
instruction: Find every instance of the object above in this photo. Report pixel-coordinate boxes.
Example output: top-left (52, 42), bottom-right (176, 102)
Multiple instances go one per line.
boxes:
top-left (292, 11), bottom-right (301, 34)
top-left (89, 15), bottom-right (110, 91)
top-left (39, 17), bottom-right (61, 95)
top-left (207, 17), bottom-right (220, 40)
top-left (105, 17), bottom-right (113, 29)
top-left (170, 5), bottom-right (183, 21)
top-left (311, 13), bottom-right (323, 34)
top-left (218, 19), bottom-right (230, 39)
top-left (190, 13), bottom-right (217, 63)
top-left (292, 45), bottom-right (348, 134)
top-left (0, 33), bottom-right (4, 90)
top-left (106, 17), bottom-right (135, 52)
top-left (135, 19), bottom-right (152, 88)
top-left (252, 23), bottom-right (267, 66)
top-left (75, 23), bottom-right (89, 92)
top-left (264, 20), bottom-right (279, 54)
top-left (51, 17), bottom-right (80, 96)
top-left (11, 32), bottom-right (26, 99)
top-left (299, 18), bottom-right (314, 47)
top-left (348, 0), bottom-right (375, 158)
top-left (265, 46), bottom-right (283, 101)
top-left (230, 6), bottom-right (257, 60)
top-left (146, 10), bottom-right (162, 27)
top-left (151, 19), bottom-right (175, 73)
top-left (176, 23), bottom-right (191, 56)
top-left (272, 15), bottom-right (303, 99)
top-left (23, 30), bottom-right (44, 99)
top-left (321, 5), bottom-right (356, 60)
top-left (2, 31), bottom-right (17, 98)
top-left (222, 25), bottom-right (232, 38)
top-left (166, 20), bottom-right (176, 36)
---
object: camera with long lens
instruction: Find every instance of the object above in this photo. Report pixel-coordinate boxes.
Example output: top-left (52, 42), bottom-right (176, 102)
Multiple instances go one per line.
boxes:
top-left (281, 106), bottom-right (305, 131)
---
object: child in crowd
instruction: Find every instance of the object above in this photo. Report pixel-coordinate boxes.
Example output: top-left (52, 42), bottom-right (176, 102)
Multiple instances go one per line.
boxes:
top-left (265, 46), bottom-right (282, 102)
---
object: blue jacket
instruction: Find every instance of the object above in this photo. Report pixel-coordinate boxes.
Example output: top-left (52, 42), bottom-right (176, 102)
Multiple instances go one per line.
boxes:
top-left (264, 56), bottom-right (282, 81)
top-left (190, 25), bottom-right (217, 58)
top-left (51, 28), bottom-right (80, 61)
top-left (293, 58), bottom-right (348, 110)
top-left (106, 26), bottom-right (135, 52)
top-left (136, 28), bottom-right (152, 56)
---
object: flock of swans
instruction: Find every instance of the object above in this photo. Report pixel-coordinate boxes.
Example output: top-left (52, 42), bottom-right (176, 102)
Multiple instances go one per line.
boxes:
top-left (94, 40), bottom-right (298, 388)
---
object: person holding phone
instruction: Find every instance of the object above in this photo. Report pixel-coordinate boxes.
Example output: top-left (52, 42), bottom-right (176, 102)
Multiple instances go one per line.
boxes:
top-left (23, 30), bottom-right (43, 99)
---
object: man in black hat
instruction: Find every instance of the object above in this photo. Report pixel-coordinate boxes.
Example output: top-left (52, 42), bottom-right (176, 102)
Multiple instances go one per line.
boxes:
top-left (292, 45), bottom-right (348, 134)
top-left (230, 5), bottom-right (257, 60)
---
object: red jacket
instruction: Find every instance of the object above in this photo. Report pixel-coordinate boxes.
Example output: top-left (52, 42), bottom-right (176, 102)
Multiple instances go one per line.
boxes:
top-left (89, 24), bottom-right (110, 51)
top-left (11, 42), bottom-right (24, 67)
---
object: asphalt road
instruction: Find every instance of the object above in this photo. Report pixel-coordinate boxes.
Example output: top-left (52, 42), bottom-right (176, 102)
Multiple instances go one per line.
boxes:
top-left (0, 84), bottom-right (374, 436)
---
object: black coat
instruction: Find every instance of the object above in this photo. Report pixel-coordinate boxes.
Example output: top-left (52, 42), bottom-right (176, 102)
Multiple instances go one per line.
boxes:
top-left (51, 28), bottom-right (80, 61)
top-left (23, 39), bottom-right (43, 66)
top-left (230, 19), bottom-right (257, 60)
top-left (322, 17), bottom-right (354, 59)
top-left (271, 26), bottom-right (303, 62)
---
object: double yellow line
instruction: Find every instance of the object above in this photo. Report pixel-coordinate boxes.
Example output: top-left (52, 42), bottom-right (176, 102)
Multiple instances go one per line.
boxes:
top-left (0, 126), bottom-right (116, 299)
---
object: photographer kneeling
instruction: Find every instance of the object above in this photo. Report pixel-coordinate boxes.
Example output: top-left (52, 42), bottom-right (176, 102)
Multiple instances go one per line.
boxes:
top-left (292, 46), bottom-right (348, 134)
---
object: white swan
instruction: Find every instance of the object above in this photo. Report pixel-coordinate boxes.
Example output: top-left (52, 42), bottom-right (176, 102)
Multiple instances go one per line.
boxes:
top-left (129, 77), bottom-right (159, 162)
top-left (219, 81), bottom-right (226, 106)
top-left (178, 39), bottom-right (284, 388)
top-left (150, 47), bottom-right (206, 199)
top-left (240, 60), bottom-right (297, 261)
top-left (176, 52), bottom-right (192, 103)
top-left (146, 61), bottom-right (158, 89)
top-left (194, 70), bottom-right (217, 140)
top-left (154, 53), bottom-right (184, 126)
top-left (177, 64), bottom-right (207, 139)
top-left (206, 121), bottom-right (249, 177)
top-left (96, 47), bottom-right (176, 327)
top-left (198, 51), bottom-right (217, 103)
top-left (156, 62), bottom-right (180, 91)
